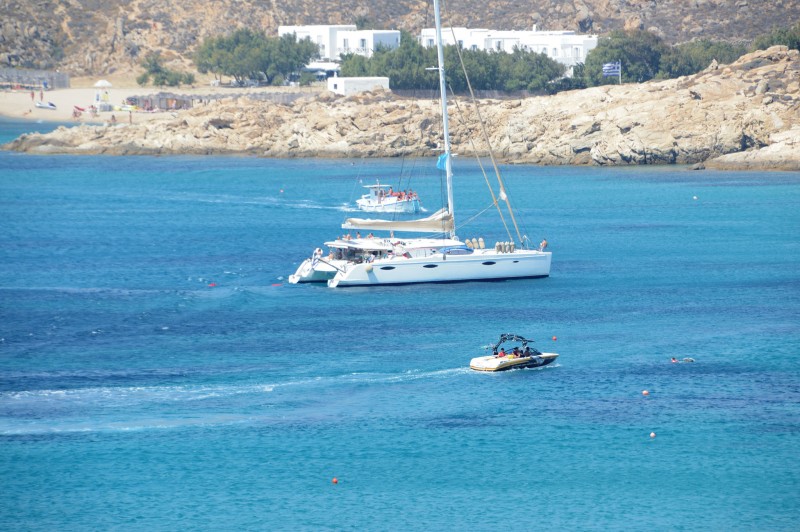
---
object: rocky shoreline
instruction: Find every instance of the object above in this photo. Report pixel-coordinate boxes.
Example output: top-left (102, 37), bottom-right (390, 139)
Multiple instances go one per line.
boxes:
top-left (4, 47), bottom-right (800, 171)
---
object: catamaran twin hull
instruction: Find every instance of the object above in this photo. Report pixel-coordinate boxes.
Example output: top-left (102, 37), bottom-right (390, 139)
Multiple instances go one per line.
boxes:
top-left (291, 249), bottom-right (551, 287)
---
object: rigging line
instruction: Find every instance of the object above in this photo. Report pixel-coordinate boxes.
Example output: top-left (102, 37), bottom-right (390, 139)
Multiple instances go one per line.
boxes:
top-left (449, 89), bottom-right (514, 242)
top-left (455, 202), bottom-right (500, 234)
top-left (346, 162), bottom-right (365, 215)
top-left (450, 28), bottom-right (525, 245)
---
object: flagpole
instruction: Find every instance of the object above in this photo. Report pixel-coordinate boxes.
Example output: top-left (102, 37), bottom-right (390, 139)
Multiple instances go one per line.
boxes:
top-left (618, 60), bottom-right (622, 84)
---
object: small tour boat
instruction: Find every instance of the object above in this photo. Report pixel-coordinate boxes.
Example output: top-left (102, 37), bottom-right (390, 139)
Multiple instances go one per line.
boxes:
top-left (356, 182), bottom-right (420, 214)
top-left (470, 333), bottom-right (559, 372)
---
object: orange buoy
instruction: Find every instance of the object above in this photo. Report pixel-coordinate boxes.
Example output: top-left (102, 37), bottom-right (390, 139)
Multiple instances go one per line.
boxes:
top-left (642, 390), bottom-right (649, 396)
top-left (332, 477), bottom-right (338, 484)
top-left (552, 336), bottom-right (557, 341)
top-left (208, 282), bottom-right (217, 287)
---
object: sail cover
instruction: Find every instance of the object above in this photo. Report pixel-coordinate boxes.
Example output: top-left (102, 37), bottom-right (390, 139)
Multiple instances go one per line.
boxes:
top-left (342, 208), bottom-right (454, 233)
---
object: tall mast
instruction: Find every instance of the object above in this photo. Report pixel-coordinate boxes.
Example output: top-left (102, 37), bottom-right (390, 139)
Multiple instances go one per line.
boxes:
top-left (433, 0), bottom-right (455, 238)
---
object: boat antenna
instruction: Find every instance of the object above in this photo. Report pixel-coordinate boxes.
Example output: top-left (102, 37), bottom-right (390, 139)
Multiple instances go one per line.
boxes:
top-left (449, 27), bottom-right (526, 246)
top-left (433, 0), bottom-right (455, 239)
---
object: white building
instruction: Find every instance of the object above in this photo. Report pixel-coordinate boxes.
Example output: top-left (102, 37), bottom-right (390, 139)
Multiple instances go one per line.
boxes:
top-left (336, 30), bottom-right (400, 58)
top-left (279, 25), bottom-right (356, 61)
top-left (327, 76), bottom-right (390, 96)
top-left (279, 25), bottom-right (400, 61)
top-left (419, 26), bottom-right (597, 74)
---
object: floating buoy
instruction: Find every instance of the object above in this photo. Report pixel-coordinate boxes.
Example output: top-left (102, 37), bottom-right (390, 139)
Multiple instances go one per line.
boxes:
top-left (650, 432), bottom-right (656, 438)
top-left (271, 283), bottom-right (282, 287)
top-left (693, 195), bottom-right (698, 200)
top-left (552, 336), bottom-right (557, 341)
top-left (332, 477), bottom-right (338, 484)
top-left (208, 282), bottom-right (217, 287)
top-left (642, 390), bottom-right (649, 396)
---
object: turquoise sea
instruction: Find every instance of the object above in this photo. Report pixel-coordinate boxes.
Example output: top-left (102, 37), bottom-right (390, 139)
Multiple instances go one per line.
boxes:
top-left (1, 119), bottom-right (799, 530)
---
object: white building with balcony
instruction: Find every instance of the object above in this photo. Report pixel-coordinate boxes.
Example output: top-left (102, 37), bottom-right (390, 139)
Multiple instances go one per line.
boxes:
top-left (419, 26), bottom-right (597, 75)
top-left (336, 30), bottom-right (400, 58)
top-left (279, 25), bottom-right (356, 61)
top-left (279, 25), bottom-right (400, 61)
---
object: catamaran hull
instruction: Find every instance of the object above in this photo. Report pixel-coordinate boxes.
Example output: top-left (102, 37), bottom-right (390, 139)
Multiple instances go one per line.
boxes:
top-left (327, 250), bottom-right (551, 287)
top-left (288, 258), bottom-right (341, 284)
top-left (470, 352), bottom-right (559, 372)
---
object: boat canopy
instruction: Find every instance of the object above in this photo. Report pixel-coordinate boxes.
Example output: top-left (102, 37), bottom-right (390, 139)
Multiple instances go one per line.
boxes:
top-left (342, 208), bottom-right (454, 233)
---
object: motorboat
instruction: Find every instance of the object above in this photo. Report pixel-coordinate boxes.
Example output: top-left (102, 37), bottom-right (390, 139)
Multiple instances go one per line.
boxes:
top-left (288, 0), bottom-right (552, 288)
top-left (470, 334), bottom-right (559, 372)
top-left (356, 182), bottom-right (420, 213)
top-left (35, 101), bottom-right (57, 110)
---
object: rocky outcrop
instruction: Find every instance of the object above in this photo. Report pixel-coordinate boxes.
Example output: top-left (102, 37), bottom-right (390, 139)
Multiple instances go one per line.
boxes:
top-left (5, 47), bottom-right (800, 170)
top-left (1, 0), bottom-right (799, 75)
top-left (703, 127), bottom-right (800, 171)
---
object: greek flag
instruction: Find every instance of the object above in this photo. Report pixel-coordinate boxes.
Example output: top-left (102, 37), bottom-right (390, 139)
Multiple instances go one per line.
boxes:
top-left (602, 61), bottom-right (621, 77)
top-left (436, 152), bottom-right (449, 170)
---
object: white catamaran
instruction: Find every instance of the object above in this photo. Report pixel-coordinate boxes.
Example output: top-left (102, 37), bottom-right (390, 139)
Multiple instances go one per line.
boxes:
top-left (288, 0), bottom-right (551, 288)
top-left (356, 181), bottom-right (421, 214)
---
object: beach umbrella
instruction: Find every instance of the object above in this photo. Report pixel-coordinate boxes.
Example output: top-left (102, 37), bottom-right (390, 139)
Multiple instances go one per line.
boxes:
top-left (94, 80), bottom-right (112, 88)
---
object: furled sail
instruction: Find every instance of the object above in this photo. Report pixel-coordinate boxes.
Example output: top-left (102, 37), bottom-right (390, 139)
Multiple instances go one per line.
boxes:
top-left (342, 208), bottom-right (454, 233)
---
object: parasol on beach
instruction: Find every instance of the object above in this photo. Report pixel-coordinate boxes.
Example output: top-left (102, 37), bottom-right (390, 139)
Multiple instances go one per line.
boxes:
top-left (94, 80), bottom-right (112, 88)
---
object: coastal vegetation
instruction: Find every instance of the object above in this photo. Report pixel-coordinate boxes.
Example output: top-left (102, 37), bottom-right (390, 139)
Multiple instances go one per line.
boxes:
top-left (585, 30), bottom-right (748, 86)
top-left (136, 52), bottom-right (196, 87)
top-left (338, 22), bottom-right (799, 93)
top-left (340, 31), bottom-right (566, 92)
top-left (194, 29), bottom-right (318, 86)
top-left (751, 21), bottom-right (800, 52)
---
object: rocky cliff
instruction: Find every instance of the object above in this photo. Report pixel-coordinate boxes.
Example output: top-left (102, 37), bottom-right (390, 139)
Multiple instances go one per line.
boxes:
top-left (1, 0), bottom-right (799, 75)
top-left (6, 47), bottom-right (799, 171)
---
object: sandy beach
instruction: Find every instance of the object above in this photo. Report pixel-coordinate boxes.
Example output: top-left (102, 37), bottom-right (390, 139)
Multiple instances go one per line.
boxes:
top-left (0, 85), bottom-right (180, 124)
top-left (0, 75), bottom-right (321, 124)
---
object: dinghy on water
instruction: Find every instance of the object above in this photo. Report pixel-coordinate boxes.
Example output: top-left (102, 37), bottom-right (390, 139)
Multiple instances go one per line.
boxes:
top-left (470, 334), bottom-right (559, 372)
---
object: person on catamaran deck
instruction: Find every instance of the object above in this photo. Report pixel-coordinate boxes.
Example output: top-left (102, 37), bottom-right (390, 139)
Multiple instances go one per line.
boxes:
top-left (539, 238), bottom-right (548, 251)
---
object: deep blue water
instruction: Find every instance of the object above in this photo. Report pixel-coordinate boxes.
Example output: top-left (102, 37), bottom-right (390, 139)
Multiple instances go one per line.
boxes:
top-left (1, 119), bottom-right (799, 530)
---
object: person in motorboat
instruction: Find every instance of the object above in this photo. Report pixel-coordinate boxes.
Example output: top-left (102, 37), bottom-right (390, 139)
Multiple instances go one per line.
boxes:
top-left (496, 348), bottom-right (506, 358)
top-left (511, 347), bottom-right (521, 358)
top-left (523, 346), bottom-right (532, 357)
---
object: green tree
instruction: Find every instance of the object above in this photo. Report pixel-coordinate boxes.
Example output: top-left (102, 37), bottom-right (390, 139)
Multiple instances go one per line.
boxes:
top-left (658, 39), bottom-right (747, 78)
top-left (585, 30), bottom-right (668, 85)
top-left (751, 22), bottom-right (800, 52)
top-left (139, 51), bottom-right (192, 87)
top-left (195, 28), bottom-right (318, 85)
